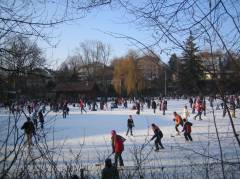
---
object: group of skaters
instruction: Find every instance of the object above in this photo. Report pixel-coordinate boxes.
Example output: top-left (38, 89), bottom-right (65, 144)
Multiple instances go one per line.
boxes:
top-left (58, 97), bottom-right (169, 120)
top-left (3, 99), bottom-right (48, 147)
top-left (134, 98), bottom-right (168, 115)
top-left (190, 95), bottom-right (239, 119)
top-left (6, 94), bottom-right (239, 176)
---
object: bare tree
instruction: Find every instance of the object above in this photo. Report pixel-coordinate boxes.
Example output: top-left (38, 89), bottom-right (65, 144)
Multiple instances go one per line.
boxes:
top-left (0, 35), bottom-right (46, 97)
top-left (0, 0), bottom-right (112, 76)
top-left (75, 40), bottom-right (111, 82)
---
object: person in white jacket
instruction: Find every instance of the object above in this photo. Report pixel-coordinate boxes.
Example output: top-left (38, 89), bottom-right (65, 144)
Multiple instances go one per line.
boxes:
top-left (182, 105), bottom-right (190, 121)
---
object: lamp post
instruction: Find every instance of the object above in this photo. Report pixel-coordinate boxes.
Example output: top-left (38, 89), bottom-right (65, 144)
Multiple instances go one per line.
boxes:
top-left (164, 69), bottom-right (167, 97)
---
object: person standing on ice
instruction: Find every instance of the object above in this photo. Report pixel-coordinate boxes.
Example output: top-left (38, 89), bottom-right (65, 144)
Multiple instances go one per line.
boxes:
top-left (194, 100), bottom-right (203, 120)
top-left (192, 98), bottom-right (196, 114)
top-left (189, 97), bottom-right (193, 109)
top-left (126, 115), bottom-right (134, 136)
top-left (101, 158), bottom-right (119, 179)
top-left (182, 105), bottom-right (190, 121)
top-left (229, 96), bottom-right (236, 118)
top-left (162, 99), bottom-right (167, 115)
top-left (62, 105), bottom-right (67, 118)
top-left (151, 99), bottom-right (157, 114)
top-left (111, 130), bottom-right (126, 167)
top-left (182, 119), bottom-right (193, 141)
top-left (79, 99), bottom-right (87, 114)
top-left (136, 101), bottom-right (140, 115)
top-left (21, 117), bottom-right (36, 147)
top-left (150, 123), bottom-right (164, 151)
top-left (173, 112), bottom-right (183, 135)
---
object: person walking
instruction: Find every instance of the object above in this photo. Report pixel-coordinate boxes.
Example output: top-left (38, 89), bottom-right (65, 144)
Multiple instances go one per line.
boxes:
top-left (150, 123), bottom-right (164, 151)
top-left (111, 130), bottom-right (126, 167)
top-left (126, 115), bottom-right (134, 136)
top-left (21, 117), bottom-right (36, 147)
top-left (152, 100), bottom-right (157, 114)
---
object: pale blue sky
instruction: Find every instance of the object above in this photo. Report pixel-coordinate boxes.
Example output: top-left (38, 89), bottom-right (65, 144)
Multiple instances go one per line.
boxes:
top-left (39, 6), bottom-right (169, 67)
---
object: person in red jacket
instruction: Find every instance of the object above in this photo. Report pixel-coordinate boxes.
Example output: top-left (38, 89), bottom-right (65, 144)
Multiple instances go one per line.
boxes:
top-left (194, 100), bottom-right (203, 120)
top-left (182, 119), bottom-right (193, 141)
top-left (111, 130), bottom-right (126, 167)
top-left (79, 99), bottom-right (87, 114)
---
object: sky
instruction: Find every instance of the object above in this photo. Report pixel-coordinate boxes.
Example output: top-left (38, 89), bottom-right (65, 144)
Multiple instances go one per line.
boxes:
top-left (38, 5), bottom-right (169, 68)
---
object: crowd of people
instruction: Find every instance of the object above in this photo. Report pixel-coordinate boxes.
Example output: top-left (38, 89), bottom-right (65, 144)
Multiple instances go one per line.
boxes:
top-left (1, 95), bottom-right (239, 178)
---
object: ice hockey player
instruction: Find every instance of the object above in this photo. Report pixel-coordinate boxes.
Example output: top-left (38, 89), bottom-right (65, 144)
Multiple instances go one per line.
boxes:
top-left (126, 115), bottom-right (134, 136)
top-left (102, 158), bottom-right (119, 179)
top-left (150, 123), bottom-right (164, 151)
top-left (111, 130), bottom-right (126, 167)
top-left (21, 117), bottom-right (36, 147)
top-left (182, 119), bottom-right (193, 141)
top-left (173, 112), bottom-right (183, 135)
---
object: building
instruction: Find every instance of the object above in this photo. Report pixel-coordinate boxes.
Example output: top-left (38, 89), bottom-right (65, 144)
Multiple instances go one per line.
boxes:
top-left (54, 81), bottom-right (99, 102)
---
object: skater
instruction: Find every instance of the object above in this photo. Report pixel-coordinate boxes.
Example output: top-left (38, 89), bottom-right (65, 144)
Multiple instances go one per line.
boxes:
top-left (80, 99), bottom-right (87, 114)
top-left (192, 98), bottom-right (196, 114)
top-left (21, 117), bottom-right (36, 147)
top-left (150, 123), bottom-right (164, 151)
top-left (38, 111), bottom-right (44, 129)
top-left (63, 105), bottom-right (67, 118)
top-left (111, 130), bottom-right (126, 167)
top-left (203, 98), bottom-right (206, 116)
top-left (182, 105), bottom-right (190, 121)
top-left (230, 96), bottom-right (236, 118)
top-left (146, 98), bottom-right (151, 109)
top-left (194, 100), bottom-right (203, 120)
top-left (126, 115), bottom-right (134, 136)
top-left (162, 99), bottom-right (167, 115)
top-left (152, 99), bottom-right (157, 114)
top-left (189, 97), bottom-right (193, 109)
top-left (173, 112), bottom-right (183, 135)
top-left (182, 119), bottom-right (193, 141)
top-left (136, 101), bottom-right (140, 115)
top-left (102, 158), bottom-right (119, 179)
top-left (123, 100), bottom-right (128, 109)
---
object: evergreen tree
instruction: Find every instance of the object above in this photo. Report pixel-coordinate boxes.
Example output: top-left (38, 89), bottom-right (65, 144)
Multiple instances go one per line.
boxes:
top-left (168, 53), bottom-right (180, 81)
top-left (179, 32), bottom-right (204, 94)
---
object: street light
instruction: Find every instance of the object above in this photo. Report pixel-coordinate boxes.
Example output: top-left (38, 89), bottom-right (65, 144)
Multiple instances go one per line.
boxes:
top-left (164, 69), bottom-right (167, 97)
